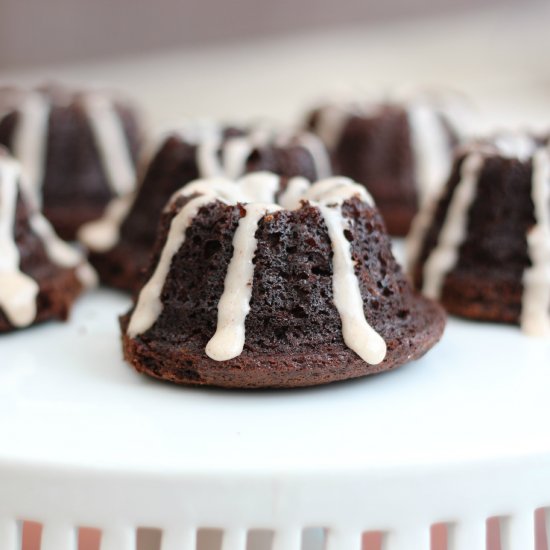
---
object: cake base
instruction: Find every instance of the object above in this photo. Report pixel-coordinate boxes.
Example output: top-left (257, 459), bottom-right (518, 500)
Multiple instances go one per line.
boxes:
top-left (44, 204), bottom-right (109, 242)
top-left (438, 270), bottom-right (523, 325)
top-left (377, 201), bottom-right (417, 237)
top-left (89, 241), bottom-right (149, 295)
top-left (0, 268), bottom-right (84, 332)
top-left (120, 296), bottom-right (446, 389)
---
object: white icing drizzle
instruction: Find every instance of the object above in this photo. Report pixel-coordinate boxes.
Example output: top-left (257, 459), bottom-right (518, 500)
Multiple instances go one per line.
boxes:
top-left (521, 148), bottom-right (550, 336)
top-left (196, 136), bottom-right (224, 178)
top-left (422, 153), bottom-right (484, 299)
top-left (127, 192), bottom-right (220, 338)
top-left (78, 193), bottom-right (135, 252)
top-left (295, 132), bottom-right (332, 179)
top-left (11, 92), bottom-right (50, 206)
top-left (317, 202), bottom-right (386, 364)
top-left (0, 158), bottom-right (39, 327)
top-left (196, 126), bottom-right (271, 180)
top-left (205, 202), bottom-right (282, 361)
top-left (312, 104), bottom-right (351, 150)
top-left (0, 152), bottom-right (96, 327)
top-left (82, 93), bottom-right (137, 197)
top-left (28, 209), bottom-right (97, 288)
top-left (493, 133), bottom-right (537, 160)
top-left (304, 176), bottom-right (374, 206)
top-left (239, 172), bottom-right (279, 204)
top-left (222, 137), bottom-right (256, 180)
top-left (278, 177), bottom-right (311, 210)
top-left (407, 103), bottom-right (453, 206)
top-left (128, 174), bottom-right (388, 364)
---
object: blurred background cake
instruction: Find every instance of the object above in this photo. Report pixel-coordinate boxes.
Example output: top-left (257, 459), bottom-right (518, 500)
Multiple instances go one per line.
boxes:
top-left (305, 94), bottom-right (465, 235)
top-left (408, 132), bottom-right (550, 336)
top-left (0, 148), bottom-right (95, 332)
top-left (79, 123), bottom-right (330, 291)
top-left (0, 84), bottom-right (143, 240)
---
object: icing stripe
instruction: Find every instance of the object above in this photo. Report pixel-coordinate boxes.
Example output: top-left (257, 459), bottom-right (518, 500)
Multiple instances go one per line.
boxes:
top-left (78, 193), bottom-right (135, 253)
top-left (239, 172), bottom-right (280, 204)
top-left (313, 105), bottom-right (350, 150)
top-left (304, 176), bottom-right (374, 206)
top-left (295, 133), bottom-right (332, 179)
top-left (422, 153), bottom-right (484, 299)
top-left (278, 177), bottom-right (311, 210)
top-left (521, 149), bottom-right (550, 336)
top-left (317, 203), bottom-right (386, 365)
top-left (407, 104), bottom-right (453, 206)
top-left (83, 94), bottom-right (136, 197)
top-left (222, 137), bottom-right (255, 180)
top-left (12, 92), bottom-right (50, 205)
top-left (196, 137), bottom-right (223, 178)
top-left (127, 194), bottom-right (217, 337)
top-left (28, 209), bottom-right (97, 288)
top-left (0, 159), bottom-right (39, 326)
top-left (205, 203), bottom-right (282, 361)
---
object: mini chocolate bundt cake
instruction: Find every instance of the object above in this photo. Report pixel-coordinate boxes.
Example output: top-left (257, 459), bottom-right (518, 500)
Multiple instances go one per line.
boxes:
top-left (306, 96), bottom-right (463, 235)
top-left (0, 84), bottom-right (142, 240)
top-left (408, 133), bottom-right (550, 336)
top-left (79, 122), bottom-right (331, 293)
top-left (0, 150), bottom-right (96, 332)
top-left (121, 173), bottom-right (446, 389)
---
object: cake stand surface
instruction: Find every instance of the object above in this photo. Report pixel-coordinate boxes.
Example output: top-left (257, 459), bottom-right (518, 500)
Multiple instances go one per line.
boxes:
top-left (1, 286), bottom-right (549, 550)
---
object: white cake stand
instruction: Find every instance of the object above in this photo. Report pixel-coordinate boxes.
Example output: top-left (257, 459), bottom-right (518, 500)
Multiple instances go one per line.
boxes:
top-left (1, 285), bottom-right (549, 550)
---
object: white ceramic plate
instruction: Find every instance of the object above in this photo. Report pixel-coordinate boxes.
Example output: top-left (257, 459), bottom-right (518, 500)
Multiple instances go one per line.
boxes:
top-left (1, 286), bottom-right (549, 477)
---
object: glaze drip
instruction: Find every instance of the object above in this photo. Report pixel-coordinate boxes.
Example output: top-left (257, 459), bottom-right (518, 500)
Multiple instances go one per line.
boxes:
top-left (205, 202), bottom-right (283, 361)
top-left (421, 153), bottom-right (484, 299)
top-left (0, 153), bottom-right (95, 327)
top-left (522, 148), bottom-right (550, 335)
top-left (0, 157), bottom-right (39, 326)
top-left (11, 92), bottom-right (50, 205)
top-left (82, 94), bottom-right (137, 197)
top-left (128, 174), bottom-right (387, 364)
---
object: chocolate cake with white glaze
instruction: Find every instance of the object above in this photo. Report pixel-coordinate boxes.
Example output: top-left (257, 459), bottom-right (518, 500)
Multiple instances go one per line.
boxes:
top-left (0, 150), bottom-right (96, 332)
top-left (408, 133), bottom-right (550, 336)
top-left (79, 122), bottom-right (331, 292)
top-left (121, 173), bottom-right (446, 389)
top-left (306, 96), bottom-right (463, 235)
top-left (0, 84), bottom-right (142, 240)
